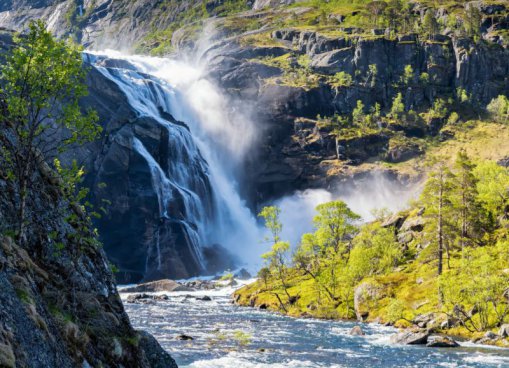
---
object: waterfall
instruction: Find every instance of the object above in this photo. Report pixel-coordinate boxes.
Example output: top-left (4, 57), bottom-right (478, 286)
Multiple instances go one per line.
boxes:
top-left (86, 51), bottom-right (261, 276)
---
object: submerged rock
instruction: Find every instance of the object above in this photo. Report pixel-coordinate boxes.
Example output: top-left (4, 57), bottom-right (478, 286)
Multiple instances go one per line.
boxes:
top-left (349, 326), bottom-right (365, 336)
top-left (176, 334), bottom-right (194, 341)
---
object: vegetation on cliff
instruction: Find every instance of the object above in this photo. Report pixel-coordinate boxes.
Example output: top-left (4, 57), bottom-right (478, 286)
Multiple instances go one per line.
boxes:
top-left (235, 147), bottom-right (509, 345)
top-left (0, 22), bottom-right (176, 367)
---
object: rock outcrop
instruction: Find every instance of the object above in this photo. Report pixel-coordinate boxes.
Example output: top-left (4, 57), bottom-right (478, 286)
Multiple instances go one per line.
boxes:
top-left (0, 129), bottom-right (177, 367)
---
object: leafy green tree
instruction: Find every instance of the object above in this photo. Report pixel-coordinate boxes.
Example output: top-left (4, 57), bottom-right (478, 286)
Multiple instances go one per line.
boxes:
top-left (352, 100), bottom-right (366, 127)
top-left (390, 92), bottom-right (405, 119)
top-left (0, 20), bottom-right (100, 241)
top-left (421, 158), bottom-right (456, 275)
top-left (384, 0), bottom-right (403, 32)
top-left (474, 161), bottom-right (509, 228)
top-left (401, 65), bottom-right (414, 86)
top-left (332, 71), bottom-right (353, 87)
top-left (440, 242), bottom-right (509, 331)
top-left (259, 205), bottom-right (292, 300)
top-left (487, 95), bottom-right (509, 124)
top-left (313, 201), bottom-right (360, 297)
top-left (348, 223), bottom-right (401, 282)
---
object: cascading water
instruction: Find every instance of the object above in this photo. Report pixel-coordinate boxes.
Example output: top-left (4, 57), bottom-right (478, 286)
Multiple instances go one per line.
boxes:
top-left (85, 51), bottom-right (262, 278)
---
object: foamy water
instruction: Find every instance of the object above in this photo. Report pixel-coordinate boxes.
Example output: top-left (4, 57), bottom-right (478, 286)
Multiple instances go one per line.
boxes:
top-left (121, 282), bottom-right (509, 368)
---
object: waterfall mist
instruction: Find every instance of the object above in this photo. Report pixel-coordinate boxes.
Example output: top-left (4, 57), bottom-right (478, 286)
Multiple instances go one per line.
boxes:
top-left (276, 172), bottom-right (420, 247)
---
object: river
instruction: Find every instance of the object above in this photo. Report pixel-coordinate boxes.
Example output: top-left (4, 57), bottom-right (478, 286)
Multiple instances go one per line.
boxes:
top-left (120, 282), bottom-right (509, 368)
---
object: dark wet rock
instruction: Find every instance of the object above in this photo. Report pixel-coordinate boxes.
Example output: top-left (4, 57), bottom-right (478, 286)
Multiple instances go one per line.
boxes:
top-left (426, 336), bottom-right (459, 348)
top-left (349, 326), bottom-right (365, 336)
top-left (390, 331), bottom-right (429, 345)
top-left (176, 334), bottom-right (194, 341)
top-left (197, 295), bottom-right (212, 301)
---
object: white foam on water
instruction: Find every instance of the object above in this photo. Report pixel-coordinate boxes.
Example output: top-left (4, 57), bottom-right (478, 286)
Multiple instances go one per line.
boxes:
top-left (180, 352), bottom-right (345, 368)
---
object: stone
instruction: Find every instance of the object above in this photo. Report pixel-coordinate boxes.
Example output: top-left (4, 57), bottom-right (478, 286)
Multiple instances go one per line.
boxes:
top-left (197, 296), bottom-right (212, 301)
top-left (121, 279), bottom-right (183, 293)
top-left (485, 331), bottom-right (498, 339)
top-left (176, 334), bottom-right (194, 341)
top-left (390, 331), bottom-right (429, 345)
top-left (349, 326), bottom-right (365, 336)
top-left (426, 336), bottom-right (460, 348)
top-left (499, 324), bottom-right (509, 338)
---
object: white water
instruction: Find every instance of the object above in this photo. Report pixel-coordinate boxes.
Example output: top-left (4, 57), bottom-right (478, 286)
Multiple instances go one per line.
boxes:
top-left (121, 283), bottom-right (509, 368)
top-left (87, 50), bottom-right (264, 271)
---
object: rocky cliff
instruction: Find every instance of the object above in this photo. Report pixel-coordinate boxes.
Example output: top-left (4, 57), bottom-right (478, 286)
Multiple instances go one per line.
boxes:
top-left (0, 129), bottom-right (177, 366)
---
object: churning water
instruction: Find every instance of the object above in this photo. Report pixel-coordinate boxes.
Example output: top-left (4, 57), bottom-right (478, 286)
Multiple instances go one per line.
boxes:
top-left (121, 284), bottom-right (509, 368)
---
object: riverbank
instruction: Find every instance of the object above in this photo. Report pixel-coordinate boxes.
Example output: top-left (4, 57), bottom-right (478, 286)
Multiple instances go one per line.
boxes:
top-left (233, 275), bottom-right (509, 349)
top-left (119, 276), bottom-right (509, 367)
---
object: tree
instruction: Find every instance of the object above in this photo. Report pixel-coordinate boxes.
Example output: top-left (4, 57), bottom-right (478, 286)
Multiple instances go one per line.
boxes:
top-left (474, 161), bottom-right (509, 227)
top-left (313, 201), bottom-right (360, 297)
top-left (421, 158), bottom-right (456, 275)
top-left (384, 0), bottom-right (403, 33)
top-left (366, 1), bottom-right (388, 27)
top-left (487, 95), bottom-right (509, 124)
top-left (352, 100), bottom-right (366, 127)
top-left (451, 151), bottom-right (483, 253)
top-left (258, 205), bottom-right (292, 300)
top-left (464, 3), bottom-right (481, 40)
top-left (0, 20), bottom-right (100, 242)
top-left (401, 64), bottom-right (414, 86)
top-left (422, 9), bottom-right (439, 39)
top-left (390, 92), bottom-right (405, 119)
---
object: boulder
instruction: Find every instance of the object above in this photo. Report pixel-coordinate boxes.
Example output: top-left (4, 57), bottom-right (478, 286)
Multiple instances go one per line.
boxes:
top-left (349, 326), bottom-right (365, 336)
top-left (485, 331), bottom-right (498, 339)
top-left (121, 279), bottom-right (183, 293)
top-left (390, 331), bottom-right (429, 345)
top-left (499, 324), bottom-right (509, 338)
top-left (426, 336), bottom-right (460, 348)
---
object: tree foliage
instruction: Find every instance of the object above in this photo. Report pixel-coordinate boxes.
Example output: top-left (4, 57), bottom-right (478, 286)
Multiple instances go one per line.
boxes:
top-left (0, 20), bottom-right (100, 241)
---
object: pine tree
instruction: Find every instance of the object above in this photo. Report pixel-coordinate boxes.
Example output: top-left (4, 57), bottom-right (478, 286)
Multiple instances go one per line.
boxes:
top-left (422, 9), bottom-right (439, 40)
top-left (451, 150), bottom-right (483, 253)
top-left (421, 158), bottom-right (456, 275)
